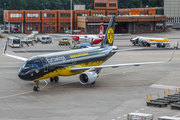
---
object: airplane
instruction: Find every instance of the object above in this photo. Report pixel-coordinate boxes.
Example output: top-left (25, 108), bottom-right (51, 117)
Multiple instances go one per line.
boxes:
top-left (72, 23), bottom-right (105, 45)
top-left (3, 15), bottom-right (176, 91)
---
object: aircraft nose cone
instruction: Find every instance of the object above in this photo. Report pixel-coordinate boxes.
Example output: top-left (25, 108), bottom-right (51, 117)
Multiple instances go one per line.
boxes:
top-left (18, 72), bottom-right (26, 80)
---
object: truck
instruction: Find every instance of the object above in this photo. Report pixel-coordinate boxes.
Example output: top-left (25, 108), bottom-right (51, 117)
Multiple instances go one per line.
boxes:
top-left (22, 31), bottom-right (39, 43)
top-left (127, 113), bottom-right (153, 120)
top-left (158, 116), bottom-right (180, 120)
top-left (130, 36), bottom-right (170, 48)
top-left (59, 37), bottom-right (70, 45)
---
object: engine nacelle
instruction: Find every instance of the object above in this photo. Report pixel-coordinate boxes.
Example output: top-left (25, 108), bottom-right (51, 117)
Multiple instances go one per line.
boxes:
top-left (79, 72), bottom-right (98, 84)
top-left (93, 38), bottom-right (103, 44)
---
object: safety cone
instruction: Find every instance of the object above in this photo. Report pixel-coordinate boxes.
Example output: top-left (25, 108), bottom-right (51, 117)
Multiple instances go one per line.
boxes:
top-left (150, 94), bottom-right (153, 100)
top-left (146, 95), bottom-right (150, 102)
top-left (175, 88), bottom-right (178, 94)
top-left (168, 89), bottom-right (171, 95)
top-left (157, 93), bottom-right (160, 99)
top-left (164, 90), bottom-right (167, 97)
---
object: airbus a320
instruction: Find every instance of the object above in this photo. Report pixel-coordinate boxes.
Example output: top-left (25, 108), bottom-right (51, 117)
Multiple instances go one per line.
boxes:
top-left (3, 15), bottom-right (175, 91)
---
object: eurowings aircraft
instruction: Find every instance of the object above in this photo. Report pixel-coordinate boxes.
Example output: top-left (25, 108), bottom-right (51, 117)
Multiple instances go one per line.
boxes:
top-left (3, 16), bottom-right (175, 91)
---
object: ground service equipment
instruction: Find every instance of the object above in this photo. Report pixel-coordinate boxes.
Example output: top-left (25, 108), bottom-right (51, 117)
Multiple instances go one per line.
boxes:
top-left (127, 113), bottom-right (153, 120)
top-left (22, 31), bottom-right (39, 43)
top-left (130, 36), bottom-right (169, 48)
top-left (59, 37), bottom-right (70, 45)
top-left (158, 116), bottom-right (180, 120)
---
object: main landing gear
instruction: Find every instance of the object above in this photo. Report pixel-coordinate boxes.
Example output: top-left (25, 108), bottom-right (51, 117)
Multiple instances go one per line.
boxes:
top-left (50, 76), bottom-right (59, 82)
top-left (34, 80), bottom-right (40, 91)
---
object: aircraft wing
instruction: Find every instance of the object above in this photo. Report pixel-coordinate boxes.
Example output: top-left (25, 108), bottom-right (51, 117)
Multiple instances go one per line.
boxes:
top-left (3, 42), bottom-right (28, 62)
top-left (71, 48), bottom-right (175, 72)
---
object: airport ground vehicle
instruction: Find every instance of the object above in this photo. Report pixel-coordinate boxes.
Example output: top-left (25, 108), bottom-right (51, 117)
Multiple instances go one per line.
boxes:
top-left (158, 116), bottom-right (180, 120)
top-left (22, 31), bottom-right (39, 43)
top-left (13, 28), bottom-right (18, 33)
top-left (7, 37), bottom-right (21, 48)
top-left (70, 40), bottom-right (90, 49)
top-left (59, 37), bottom-right (70, 45)
top-left (127, 113), bottom-right (153, 120)
top-left (41, 35), bottom-right (52, 43)
top-left (130, 36), bottom-right (170, 48)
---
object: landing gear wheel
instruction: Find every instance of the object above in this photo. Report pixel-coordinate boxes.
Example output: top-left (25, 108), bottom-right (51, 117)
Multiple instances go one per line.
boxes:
top-left (34, 86), bottom-right (40, 91)
top-left (34, 81), bottom-right (40, 91)
top-left (50, 78), bottom-right (54, 82)
top-left (54, 77), bottom-right (59, 82)
top-left (91, 81), bottom-right (95, 85)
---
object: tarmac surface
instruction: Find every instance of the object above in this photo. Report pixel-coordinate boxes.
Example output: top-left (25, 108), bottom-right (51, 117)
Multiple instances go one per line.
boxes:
top-left (0, 31), bottom-right (180, 120)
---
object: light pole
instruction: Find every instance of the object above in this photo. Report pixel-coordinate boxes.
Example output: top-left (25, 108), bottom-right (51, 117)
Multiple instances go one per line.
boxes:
top-left (4, 3), bottom-right (6, 10)
top-left (71, 0), bottom-right (72, 35)
top-left (42, 3), bottom-right (47, 10)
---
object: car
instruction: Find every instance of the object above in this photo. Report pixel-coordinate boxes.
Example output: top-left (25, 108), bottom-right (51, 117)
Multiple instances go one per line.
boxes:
top-left (41, 36), bottom-right (52, 43)
top-left (13, 28), bottom-right (18, 33)
top-left (122, 29), bottom-right (127, 33)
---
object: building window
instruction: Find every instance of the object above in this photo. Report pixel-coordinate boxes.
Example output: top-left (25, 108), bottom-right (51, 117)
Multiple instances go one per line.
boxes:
top-left (60, 13), bottom-right (70, 17)
top-left (44, 27), bottom-right (47, 31)
top-left (10, 13), bottom-right (22, 18)
top-left (120, 13), bottom-right (124, 16)
top-left (44, 13), bottom-right (47, 17)
top-left (27, 13), bottom-right (38, 17)
top-left (93, 13), bottom-right (103, 16)
top-left (109, 13), bottom-right (116, 15)
top-left (44, 13), bottom-right (55, 17)
top-left (61, 27), bottom-right (64, 31)
top-left (95, 3), bottom-right (106, 7)
top-left (109, 3), bottom-right (116, 7)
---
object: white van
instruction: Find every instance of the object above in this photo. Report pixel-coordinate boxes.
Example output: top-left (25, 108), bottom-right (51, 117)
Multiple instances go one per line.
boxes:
top-left (41, 36), bottom-right (52, 43)
top-left (7, 37), bottom-right (21, 48)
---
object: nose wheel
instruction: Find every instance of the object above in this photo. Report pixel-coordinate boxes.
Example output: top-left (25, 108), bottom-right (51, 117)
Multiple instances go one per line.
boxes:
top-left (34, 81), bottom-right (40, 91)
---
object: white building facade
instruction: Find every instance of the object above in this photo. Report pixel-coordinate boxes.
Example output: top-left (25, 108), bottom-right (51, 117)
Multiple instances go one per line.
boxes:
top-left (164, 0), bottom-right (180, 28)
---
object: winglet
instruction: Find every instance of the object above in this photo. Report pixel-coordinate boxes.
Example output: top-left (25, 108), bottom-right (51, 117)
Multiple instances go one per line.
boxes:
top-left (168, 47), bottom-right (176, 62)
top-left (3, 41), bottom-right (7, 55)
top-left (3, 41), bottom-right (28, 62)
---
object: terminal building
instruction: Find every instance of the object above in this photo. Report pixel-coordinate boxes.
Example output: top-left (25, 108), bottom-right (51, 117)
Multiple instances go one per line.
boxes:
top-left (3, 0), bottom-right (172, 34)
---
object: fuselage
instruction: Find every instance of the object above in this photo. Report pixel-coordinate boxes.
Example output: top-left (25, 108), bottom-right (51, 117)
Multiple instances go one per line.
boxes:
top-left (18, 46), bottom-right (117, 81)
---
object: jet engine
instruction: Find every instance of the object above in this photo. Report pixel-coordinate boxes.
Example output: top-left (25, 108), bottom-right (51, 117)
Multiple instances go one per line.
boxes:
top-left (93, 38), bottom-right (103, 44)
top-left (79, 71), bottom-right (98, 84)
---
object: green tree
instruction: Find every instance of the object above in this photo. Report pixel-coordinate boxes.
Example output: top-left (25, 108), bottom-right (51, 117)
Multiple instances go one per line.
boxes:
top-left (7, 0), bottom-right (28, 10)
top-left (0, 8), bottom-right (3, 24)
top-left (148, 0), bottom-right (163, 7)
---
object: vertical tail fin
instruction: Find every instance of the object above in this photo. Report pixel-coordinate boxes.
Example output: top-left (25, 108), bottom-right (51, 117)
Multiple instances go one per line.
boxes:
top-left (101, 15), bottom-right (116, 47)
top-left (76, 30), bottom-right (82, 35)
top-left (99, 23), bottom-right (104, 38)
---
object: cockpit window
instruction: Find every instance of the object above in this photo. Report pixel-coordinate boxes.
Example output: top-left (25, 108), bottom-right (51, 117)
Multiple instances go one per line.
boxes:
top-left (23, 60), bottom-right (43, 68)
top-left (34, 60), bottom-right (43, 67)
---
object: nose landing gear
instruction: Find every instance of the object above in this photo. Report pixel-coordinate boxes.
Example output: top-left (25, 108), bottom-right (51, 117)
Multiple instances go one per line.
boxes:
top-left (34, 80), bottom-right (40, 91)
